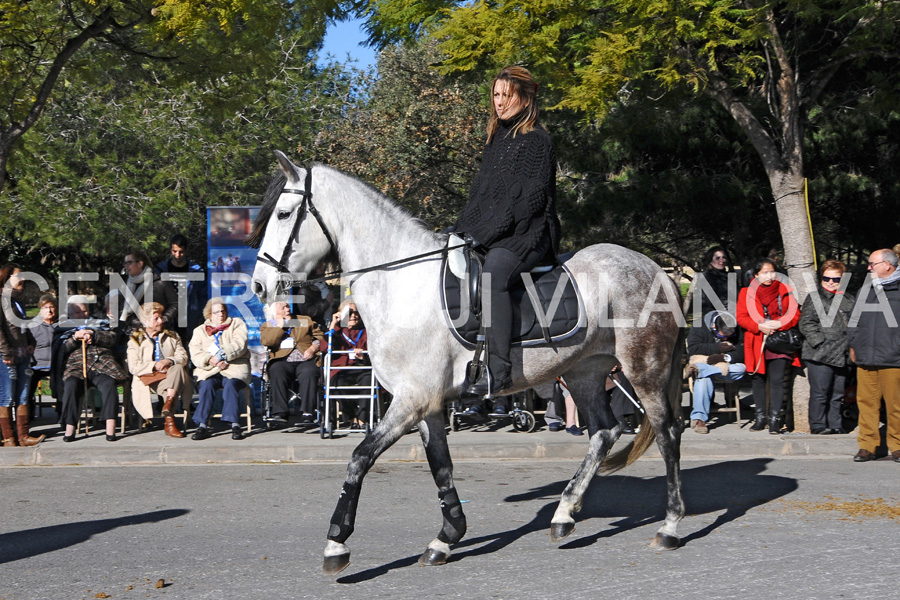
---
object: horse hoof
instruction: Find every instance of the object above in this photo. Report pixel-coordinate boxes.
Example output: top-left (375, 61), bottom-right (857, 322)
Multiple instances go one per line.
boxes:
top-left (651, 532), bottom-right (679, 550)
top-left (323, 552), bottom-right (350, 574)
top-left (550, 522), bottom-right (575, 543)
top-left (418, 547), bottom-right (450, 566)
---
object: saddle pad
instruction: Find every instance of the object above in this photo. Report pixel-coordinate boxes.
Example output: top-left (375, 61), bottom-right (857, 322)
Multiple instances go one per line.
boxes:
top-left (440, 257), bottom-right (585, 349)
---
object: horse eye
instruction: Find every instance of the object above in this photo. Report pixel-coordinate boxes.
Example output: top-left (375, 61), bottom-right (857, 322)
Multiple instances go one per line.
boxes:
top-left (277, 209), bottom-right (291, 220)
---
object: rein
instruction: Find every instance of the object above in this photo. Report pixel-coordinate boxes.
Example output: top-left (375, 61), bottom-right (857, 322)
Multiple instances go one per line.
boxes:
top-left (297, 243), bottom-right (471, 288)
top-left (257, 165), bottom-right (470, 288)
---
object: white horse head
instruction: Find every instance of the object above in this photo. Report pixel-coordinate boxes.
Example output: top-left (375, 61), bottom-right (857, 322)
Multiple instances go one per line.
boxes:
top-left (249, 151), bottom-right (336, 303)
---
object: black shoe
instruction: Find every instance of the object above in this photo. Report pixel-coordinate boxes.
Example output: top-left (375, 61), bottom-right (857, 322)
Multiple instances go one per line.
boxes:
top-left (300, 413), bottom-right (314, 424)
top-left (106, 434), bottom-right (118, 442)
top-left (191, 427), bottom-right (211, 441)
top-left (620, 423), bottom-right (637, 435)
top-left (231, 427), bottom-right (245, 440)
top-left (492, 405), bottom-right (508, 415)
top-left (63, 434), bottom-right (76, 443)
top-left (139, 419), bottom-right (156, 432)
top-left (565, 425), bottom-right (583, 436)
top-left (749, 414), bottom-right (767, 431)
top-left (810, 428), bottom-right (827, 435)
top-left (548, 422), bottom-right (563, 432)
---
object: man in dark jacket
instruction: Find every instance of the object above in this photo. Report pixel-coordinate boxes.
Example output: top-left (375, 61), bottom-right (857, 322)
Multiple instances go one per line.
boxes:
top-left (686, 310), bottom-right (746, 434)
top-left (847, 248), bottom-right (900, 463)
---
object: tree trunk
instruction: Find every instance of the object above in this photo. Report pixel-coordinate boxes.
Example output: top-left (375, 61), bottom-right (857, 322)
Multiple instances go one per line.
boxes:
top-left (767, 169), bottom-right (814, 433)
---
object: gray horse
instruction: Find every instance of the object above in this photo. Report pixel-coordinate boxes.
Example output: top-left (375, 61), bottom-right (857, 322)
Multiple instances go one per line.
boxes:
top-left (249, 151), bottom-right (687, 575)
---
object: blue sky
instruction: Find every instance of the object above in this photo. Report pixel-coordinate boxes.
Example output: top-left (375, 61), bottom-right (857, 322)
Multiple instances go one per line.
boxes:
top-left (320, 18), bottom-right (378, 69)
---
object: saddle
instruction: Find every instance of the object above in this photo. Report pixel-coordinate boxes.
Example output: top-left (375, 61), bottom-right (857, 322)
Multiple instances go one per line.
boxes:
top-left (439, 241), bottom-right (585, 350)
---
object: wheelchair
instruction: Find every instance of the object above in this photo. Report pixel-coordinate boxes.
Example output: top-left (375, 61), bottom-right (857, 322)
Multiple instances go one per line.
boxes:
top-left (447, 389), bottom-right (536, 432)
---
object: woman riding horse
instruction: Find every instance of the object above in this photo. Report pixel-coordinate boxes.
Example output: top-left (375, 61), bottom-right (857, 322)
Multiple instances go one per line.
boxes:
top-left (456, 66), bottom-right (560, 402)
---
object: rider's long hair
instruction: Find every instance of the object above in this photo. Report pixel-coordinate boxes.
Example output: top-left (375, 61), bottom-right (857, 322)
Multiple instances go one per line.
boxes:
top-left (486, 66), bottom-right (540, 143)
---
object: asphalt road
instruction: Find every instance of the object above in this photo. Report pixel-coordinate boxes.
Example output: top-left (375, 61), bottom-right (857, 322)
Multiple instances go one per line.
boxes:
top-left (1, 458), bottom-right (897, 600)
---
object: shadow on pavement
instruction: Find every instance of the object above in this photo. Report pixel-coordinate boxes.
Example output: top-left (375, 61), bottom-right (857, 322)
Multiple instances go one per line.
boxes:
top-left (338, 458), bottom-right (796, 583)
top-left (0, 509), bottom-right (190, 565)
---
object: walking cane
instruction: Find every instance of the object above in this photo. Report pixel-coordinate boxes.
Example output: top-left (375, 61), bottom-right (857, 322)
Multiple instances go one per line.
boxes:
top-left (78, 337), bottom-right (90, 435)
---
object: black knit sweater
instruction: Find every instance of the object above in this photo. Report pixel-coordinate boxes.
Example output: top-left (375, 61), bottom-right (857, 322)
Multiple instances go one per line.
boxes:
top-left (457, 116), bottom-right (560, 262)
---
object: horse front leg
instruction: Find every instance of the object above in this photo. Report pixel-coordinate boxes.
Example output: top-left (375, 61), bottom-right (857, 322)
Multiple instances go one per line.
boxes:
top-left (416, 411), bottom-right (467, 566)
top-left (649, 410), bottom-right (684, 550)
top-left (550, 396), bottom-right (621, 542)
top-left (323, 409), bottom-right (417, 575)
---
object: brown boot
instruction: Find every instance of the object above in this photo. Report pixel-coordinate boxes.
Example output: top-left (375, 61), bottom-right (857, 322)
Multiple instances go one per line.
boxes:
top-left (0, 406), bottom-right (18, 447)
top-left (161, 396), bottom-right (175, 417)
top-left (163, 416), bottom-right (184, 438)
top-left (16, 405), bottom-right (46, 446)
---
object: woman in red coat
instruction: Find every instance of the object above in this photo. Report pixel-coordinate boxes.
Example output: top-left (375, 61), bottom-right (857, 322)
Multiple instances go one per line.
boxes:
top-left (736, 258), bottom-right (801, 433)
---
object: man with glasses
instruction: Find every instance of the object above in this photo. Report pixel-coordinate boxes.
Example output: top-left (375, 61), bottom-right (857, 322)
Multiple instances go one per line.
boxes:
top-left (848, 248), bottom-right (900, 463)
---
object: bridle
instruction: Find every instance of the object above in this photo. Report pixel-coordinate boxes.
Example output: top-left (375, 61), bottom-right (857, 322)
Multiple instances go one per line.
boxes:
top-left (257, 167), bottom-right (336, 275)
top-left (256, 164), bottom-right (469, 290)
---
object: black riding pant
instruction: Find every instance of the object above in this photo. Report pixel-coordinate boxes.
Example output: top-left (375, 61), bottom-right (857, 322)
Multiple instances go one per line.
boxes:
top-left (482, 242), bottom-right (548, 381)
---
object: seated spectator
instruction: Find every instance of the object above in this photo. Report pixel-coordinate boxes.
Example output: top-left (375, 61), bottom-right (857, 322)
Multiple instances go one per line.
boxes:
top-left (685, 310), bottom-right (746, 434)
top-left (188, 298), bottom-right (250, 441)
top-left (57, 298), bottom-right (127, 442)
top-left (1, 263), bottom-right (43, 447)
top-left (328, 300), bottom-right (373, 428)
top-left (26, 294), bottom-right (58, 418)
top-left (127, 302), bottom-right (188, 438)
top-left (798, 260), bottom-right (855, 434)
top-left (260, 301), bottom-right (324, 426)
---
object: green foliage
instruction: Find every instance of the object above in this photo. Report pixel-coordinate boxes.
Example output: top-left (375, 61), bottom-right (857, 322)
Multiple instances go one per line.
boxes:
top-left (1, 31), bottom-right (367, 272)
top-left (309, 39), bottom-right (485, 229)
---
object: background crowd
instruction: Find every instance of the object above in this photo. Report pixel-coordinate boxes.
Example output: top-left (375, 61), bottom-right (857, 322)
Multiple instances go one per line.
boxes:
top-left (2, 239), bottom-right (900, 463)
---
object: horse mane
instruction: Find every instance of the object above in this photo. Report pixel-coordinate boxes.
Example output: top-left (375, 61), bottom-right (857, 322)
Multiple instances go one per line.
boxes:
top-left (245, 171), bottom-right (287, 249)
top-left (313, 164), bottom-right (437, 240)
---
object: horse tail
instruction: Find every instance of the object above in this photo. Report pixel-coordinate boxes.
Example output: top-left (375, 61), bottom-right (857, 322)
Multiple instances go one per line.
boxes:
top-left (600, 325), bottom-right (686, 473)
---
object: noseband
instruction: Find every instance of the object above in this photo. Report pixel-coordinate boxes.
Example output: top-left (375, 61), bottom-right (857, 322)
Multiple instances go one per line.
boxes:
top-left (257, 167), bottom-right (336, 276)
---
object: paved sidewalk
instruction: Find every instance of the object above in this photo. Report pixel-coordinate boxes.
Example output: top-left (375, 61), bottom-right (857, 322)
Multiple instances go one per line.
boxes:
top-left (0, 411), bottom-right (860, 467)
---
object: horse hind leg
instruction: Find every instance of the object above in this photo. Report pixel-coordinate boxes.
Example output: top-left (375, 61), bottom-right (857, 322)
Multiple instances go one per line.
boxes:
top-left (550, 382), bottom-right (621, 543)
top-left (417, 412), bottom-right (467, 566)
top-left (649, 409), bottom-right (684, 550)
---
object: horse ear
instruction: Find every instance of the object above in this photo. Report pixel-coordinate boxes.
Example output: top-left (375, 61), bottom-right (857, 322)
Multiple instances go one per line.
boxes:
top-left (274, 150), bottom-right (301, 183)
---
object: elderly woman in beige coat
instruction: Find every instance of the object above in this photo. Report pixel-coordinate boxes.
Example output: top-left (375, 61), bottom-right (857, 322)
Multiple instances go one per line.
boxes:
top-left (127, 302), bottom-right (188, 438)
top-left (188, 298), bottom-right (250, 440)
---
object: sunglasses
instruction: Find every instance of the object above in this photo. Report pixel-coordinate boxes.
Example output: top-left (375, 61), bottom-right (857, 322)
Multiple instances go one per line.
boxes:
top-left (822, 276), bottom-right (842, 283)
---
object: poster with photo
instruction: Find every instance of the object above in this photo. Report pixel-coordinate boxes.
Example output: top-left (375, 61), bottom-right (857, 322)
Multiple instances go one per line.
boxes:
top-left (207, 207), bottom-right (266, 366)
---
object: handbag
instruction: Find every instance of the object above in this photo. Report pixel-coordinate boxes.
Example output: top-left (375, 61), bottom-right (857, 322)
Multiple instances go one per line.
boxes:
top-left (762, 296), bottom-right (804, 354)
top-left (138, 370), bottom-right (167, 386)
top-left (765, 328), bottom-right (804, 354)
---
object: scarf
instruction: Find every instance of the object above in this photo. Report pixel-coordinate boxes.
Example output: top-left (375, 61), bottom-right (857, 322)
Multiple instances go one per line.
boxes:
top-left (205, 321), bottom-right (231, 336)
top-left (874, 269), bottom-right (900, 288)
top-left (754, 282), bottom-right (781, 318)
top-left (121, 266), bottom-right (153, 321)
